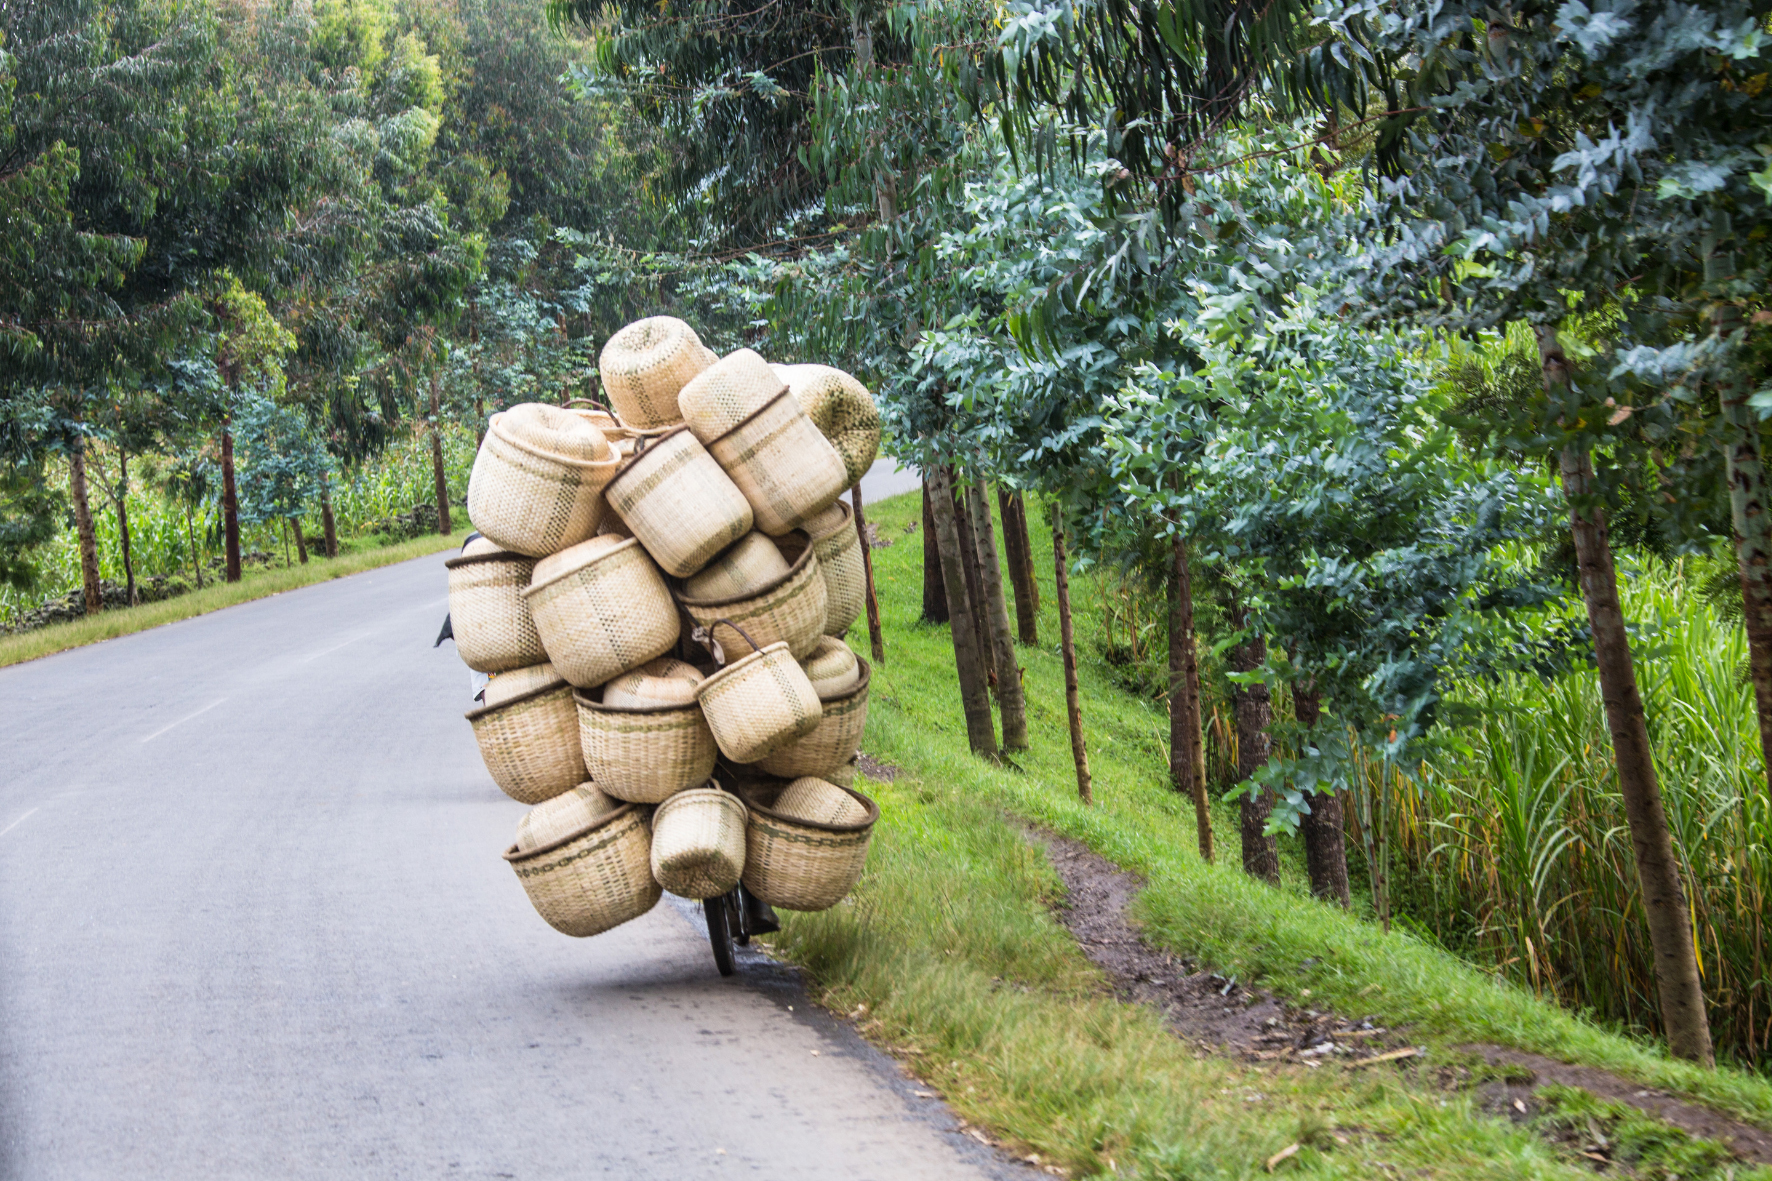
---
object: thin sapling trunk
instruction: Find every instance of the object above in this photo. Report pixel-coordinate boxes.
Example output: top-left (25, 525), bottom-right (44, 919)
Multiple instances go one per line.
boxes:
top-left (997, 485), bottom-right (1038, 644)
top-left (221, 416), bottom-right (242, 584)
top-left (967, 481), bottom-right (1028, 750)
top-left (851, 484), bottom-right (885, 664)
top-left (321, 477), bottom-right (339, 558)
top-left (952, 484), bottom-right (996, 690)
top-left (1714, 297), bottom-right (1772, 787)
top-left (1228, 602), bottom-right (1278, 883)
top-left (921, 481), bottom-right (948, 623)
top-left (1051, 507), bottom-right (1092, 803)
top-left (1293, 687), bottom-right (1350, 907)
top-left (429, 371), bottom-right (453, 536)
top-left (292, 517), bottom-right (309, 564)
top-left (927, 465), bottom-right (999, 758)
top-left (1169, 531), bottom-right (1212, 862)
top-left (68, 434), bottom-right (103, 614)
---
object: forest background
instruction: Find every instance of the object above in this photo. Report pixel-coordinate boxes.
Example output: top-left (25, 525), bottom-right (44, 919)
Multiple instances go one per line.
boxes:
top-left (3, 0), bottom-right (1770, 1077)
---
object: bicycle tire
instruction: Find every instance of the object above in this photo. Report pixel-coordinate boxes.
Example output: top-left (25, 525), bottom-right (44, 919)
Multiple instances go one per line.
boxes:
top-left (704, 894), bottom-right (737, 977)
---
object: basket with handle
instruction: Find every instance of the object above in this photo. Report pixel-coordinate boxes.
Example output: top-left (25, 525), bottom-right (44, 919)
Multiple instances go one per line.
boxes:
top-left (773, 363), bottom-right (882, 488)
top-left (802, 500), bottom-right (866, 638)
top-left (649, 786), bottom-right (749, 899)
top-left (597, 316), bottom-right (710, 430)
top-left (574, 686), bottom-right (718, 803)
top-left (601, 427), bottom-right (753, 577)
top-left (445, 547), bottom-right (547, 673)
top-left (466, 411), bottom-right (623, 557)
top-left (466, 678), bottom-right (585, 804)
top-left (735, 778), bottom-right (878, 911)
top-left (504, 802), bottom-right (661, 936)
top-left (692, 620), bottom-right (822, 763)
top-left (754, 659), bottom-right (870, 780)
top-left (706, 391), bottom-right (849, 537)
top-left (522, 536), bottom-right (680, 688)
top-left (675, 532), bottom-right (827, 661)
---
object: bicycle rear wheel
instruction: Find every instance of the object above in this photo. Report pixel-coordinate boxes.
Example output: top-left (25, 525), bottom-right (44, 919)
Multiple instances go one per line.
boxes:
top-left (703, 893), bottom-right (737, 976)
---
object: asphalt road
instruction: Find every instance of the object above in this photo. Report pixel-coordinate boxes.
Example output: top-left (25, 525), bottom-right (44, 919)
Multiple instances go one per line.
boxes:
top-left (0, 513), bottom-right (1016, 1180)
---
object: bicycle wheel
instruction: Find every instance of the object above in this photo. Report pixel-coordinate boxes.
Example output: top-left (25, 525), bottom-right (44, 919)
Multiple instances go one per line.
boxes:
top-left (703, 893), bottom-right (737, 976)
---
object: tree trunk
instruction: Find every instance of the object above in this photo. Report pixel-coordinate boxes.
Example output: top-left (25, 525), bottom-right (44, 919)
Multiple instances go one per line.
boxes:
top-left (921, 482), bottom-right (948, 623)
top-left (1228, 603), bottom-right (1278, 883)
top-left (321, 478), bottom-right (339, 558)
top-left (221, 419), bottom-right (242, 583)
top-left (1714, 300), bottom-right (1772, 786)
top-left (475, 396), bottom-right (486, 451)
top-left (116, 448), bottom-right (137, 606)
top-left (998, 486), bottom-right (1039, 644)
top-left (68, 435), bottom-right (103, 615)
top-left (952, 484), bottom-right (996, 690)
top-left (183, 501), bottom-right (204, 589)
top-left (927, 465), bottom-right (999, 758)
top-left (967, 482), bottom-right (1028, 750)
top-left (292, 517), bottom-right (309, 564)
top-left (1539, 325), bottom-right (1713, 1066)
top-left (429, 372), bottom-right (453, 536)
top-left (1052, 509), bottom-right (1092, 803)
top-left (1169, 532), bottom-right (1212, 862)
top-left (851, 484), bottom-right (885, 664)
top-left (1013, 493), bottom-right (1039, 614)
top-left (1293, 688), bottom-right (1349, 907)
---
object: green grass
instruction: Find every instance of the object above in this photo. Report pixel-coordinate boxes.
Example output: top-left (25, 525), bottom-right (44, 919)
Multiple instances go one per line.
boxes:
top-left (0, 529), bottom-right (467, 669)
top-left (760, 488), bottom-right (1772, 1179)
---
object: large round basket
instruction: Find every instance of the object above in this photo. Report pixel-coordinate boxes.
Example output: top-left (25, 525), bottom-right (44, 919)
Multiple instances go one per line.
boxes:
top-left (574, 688), bottom-right (718, 803)
top-left (736, 780), bottom-right (878, 911)
top-left (675, 532), bottom-right (827, 662)
top-left (515, 782), bottom-right (618, 852)
top-left (755, 660), bottom-right (870, 780)
top-left (683, 532), bottom-right (789, 601)
top-left (677, 348), bottom-right (784, 440)
top-left (707, 391), bottom-right (849, 537)
top-left (602, 427), bottom-right (753, 577)
top-left (598, 316), bottom-right (710, 429)
top-left (466, 413), bottom-right (623, 557)
top-left (800, 636), bottom-right (860, 697)
top-left (445, 548), bottom-right (547, 673)
top-left (649, 786), bottom-right (749, 899)
top-left (522, 537), bottom-right (679, 688)
top-left (504, 803), bottom-right (661, 937)
top-left (694, 628), bottom-right (822, 762)
top-left (774, 363), bottom-right (882, 488)
top-left (466, 679), bottom-right (585, 804)
top-left (805, 500), bottom-right (866, 639)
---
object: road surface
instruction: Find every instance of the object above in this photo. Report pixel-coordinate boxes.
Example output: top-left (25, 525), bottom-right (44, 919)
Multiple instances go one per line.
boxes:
top-left (0, 499), bottom-right (1016, 1180)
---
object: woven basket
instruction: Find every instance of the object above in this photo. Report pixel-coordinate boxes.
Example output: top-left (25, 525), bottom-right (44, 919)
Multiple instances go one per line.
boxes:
top-left (682, 533), bottom-right (789, 601)
top-left (467, 412), bottom-right (623, 557)
top-left (677, 348), bottom-right (785, 441)
top-left (603, 427), bottom-right (753, 577)
top-left (826, 757), bottom-right (858, 788)
top-left (677, 533), bottom-right (827, 661)
top-left (755, 660), bottom-right (870, 779)
top-left (445, 548), bottom-right (547, 673)
top-left (737, 780), bottom-right (878, 911)
top-left (500, 403), bottom-right (611, 460)
top-left (694, 625), bottom-right (823, 762)
top-left (523, 537), bottom-right (679, 688)
top-left (515, 782), bottom-right (618, 852)
top-left (707, 391), bottom-right (849, 536)
top-left (575, 688), bottom-right (718, 803)
top-left (598, 316), bottom-right (709, 429)
top-left (504, 803), bottom-right (661, 937)
top-left (466, 680), bottom-right (585, 804)
top-left (800, 636), bottom-right (860, 697)
top-left (773, 776), bottom-right (871, 826)
top-left (482, 661), bottom-right (561, 707)
top-left (773, 363), bottom-right (882, 487)
top-left (649, 786), bottom-right (749, 899)
top-left (601, 656), bottom-right (703, 709)
top-left (805, 500), bottom-right (866, 638)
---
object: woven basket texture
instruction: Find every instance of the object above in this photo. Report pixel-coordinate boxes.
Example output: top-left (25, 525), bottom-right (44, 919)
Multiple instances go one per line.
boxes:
top-left (531, 534), bottom-right (626, 585)
top-left (504, 803), bottom-right (661, 937)
top-left (462, 535), bottom-right (503, 557)
top-left (467, 413), bottom-right (623, 557)
top-left (807, 500), bottom-right (866, 637)
top-left (575, 689), bottom-right (718, 803)
top-left (649, 787), bottom-right (749, 899)
top-left (445, 550), bottom-right (547, 673)
top-left (773, 363), bottom-right (882, 487)
top-left (737, 781), bottom-right (877, 911)
top-left (598, 316), bottom-right (708, 429)
top-left (826, 758), bottom-right (858, 788)
top-left (604, 428), bottom-right (753, 577)
top-left (695, 639), bottom-right (822, 762)
top-left (773, 776), bottom-right (870, 826)
top-left (466, 681), bottom-right (586, 803)
top-left (500, 403), bottom-right (612, 461)
top-left (524, 537), bottom-right (679, 688)
top-left (755, 661), bottom-right (870, 779)
top-left (800, 637), bottom-right (860, 697)
top-left (707, 392), bottom-right (848, 536)
top-left (601, 656), bottom-right (703, 709)
top-left (482, 661), bottom-right (562, 707)
top-left (677, 348), bottom-right (786, 441)
top-left (678, 535), bottom-right (827, 661)
top-left (682, 533), bottom-right (789, 601)
top-left (515, 782), bottom-right (618, 852)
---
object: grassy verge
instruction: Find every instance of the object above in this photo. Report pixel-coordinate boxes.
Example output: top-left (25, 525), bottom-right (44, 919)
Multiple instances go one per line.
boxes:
top-left (763, 488), bottom-right (1772, 1179)
top-left (0, 530), bottom-right (467, 669)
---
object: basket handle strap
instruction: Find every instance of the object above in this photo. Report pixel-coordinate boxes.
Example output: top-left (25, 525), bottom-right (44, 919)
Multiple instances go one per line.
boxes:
top-left (691, 618), bottom-right (762, 666)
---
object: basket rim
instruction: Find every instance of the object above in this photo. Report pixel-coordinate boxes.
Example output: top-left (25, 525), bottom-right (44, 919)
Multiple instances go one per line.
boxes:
top-left (653, 783), bottom-right (748, 822)
top-left (672, 529), bottom-right (814, 608)
top-left (465, 677), bottom-right (573, 721)
top-left (444, 548), bottom-right (534, 571)
top-left (694, 640), bottom-right (794, 697)
top-left (608, 407), bottom-right (684, 439)
top-left (502, 800), bottom-right (648, 863)
top-left (519, 535), bottom-right (646, 600)
top-left (573, 686), bottom-right (706, 717)
top-left (602, 423), bottom-right (696, 498)
top-left (488, 410), bottom-right (624, 471)
top-left (813, 656), bottom-right (871, 704)
top-left (806, 498), bottom-right (853, 543)
top-left (707, 387), bottom-right (796, 449)
top-left (736, 780), bottom-right (879, 834)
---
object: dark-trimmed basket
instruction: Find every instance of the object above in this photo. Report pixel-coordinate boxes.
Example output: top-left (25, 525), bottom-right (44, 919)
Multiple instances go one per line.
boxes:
top-left (503, 802), bottom-right (661, 936)
top-left (734, 779), bottom-right (877, 911)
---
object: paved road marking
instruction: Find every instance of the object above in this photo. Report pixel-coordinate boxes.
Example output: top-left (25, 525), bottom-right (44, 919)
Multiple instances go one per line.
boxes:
top-left (141, 697), bottom-right (227, 743)
top-left (0, 807), bottom-right (39, 838)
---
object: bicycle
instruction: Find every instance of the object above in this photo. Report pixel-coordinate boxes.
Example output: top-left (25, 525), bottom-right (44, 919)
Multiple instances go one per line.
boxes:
top-left (700, 882), bottom-right (780, 976)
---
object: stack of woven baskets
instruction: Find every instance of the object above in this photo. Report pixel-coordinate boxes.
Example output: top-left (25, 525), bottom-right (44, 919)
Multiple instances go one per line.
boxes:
top-left (445, 316), bottom-right (884, 939)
